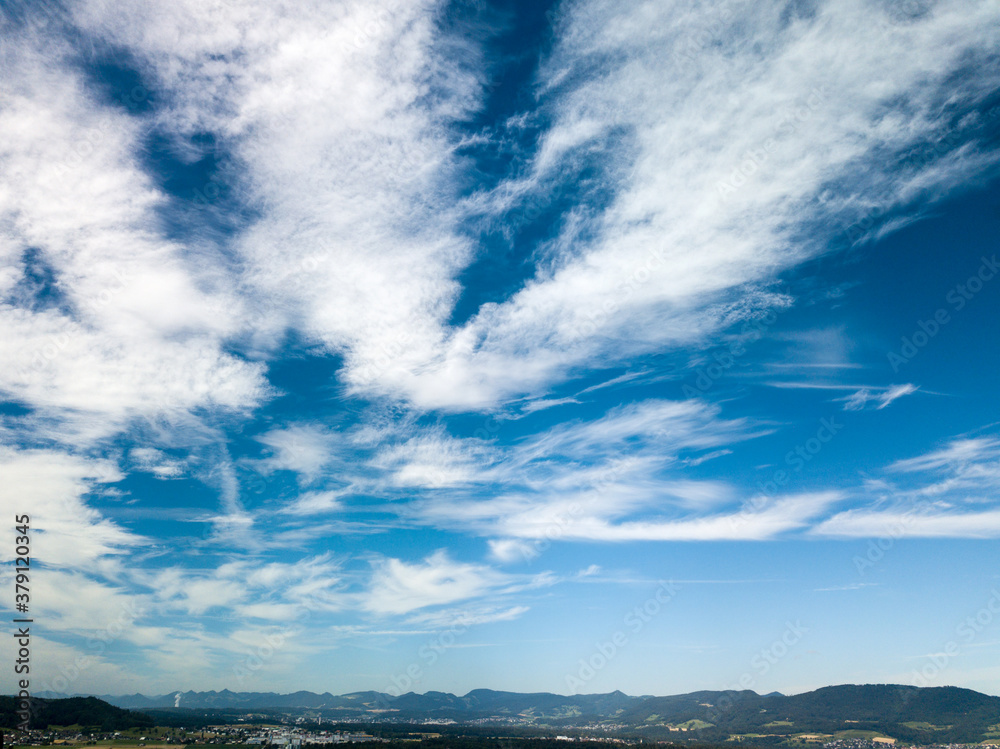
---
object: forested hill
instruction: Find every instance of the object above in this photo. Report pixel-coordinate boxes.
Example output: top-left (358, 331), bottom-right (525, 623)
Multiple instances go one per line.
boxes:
top-left (0, 695), bottom-right (154, 731)
top-left (622, 685), bottom-right (1000, 742)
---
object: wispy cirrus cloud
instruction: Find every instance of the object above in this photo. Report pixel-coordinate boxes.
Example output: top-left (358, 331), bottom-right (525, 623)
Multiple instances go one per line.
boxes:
top-left (815, 432), bottom-right (1000, 538)
top-left (254, 425), bottom-right (341, 484)
top-left (0, 27), bottom-right (268, 445)
top-left (814, 582), bottom-right (879, 592)
top-left (130, 447), bottom-right (185, 478)
top-left (396, 0), bottom-right (1000, 410)
top-left (762, 381), bottom-right (920, 410)
top-left (371, 430), bottom-right (500, 489)
top-left (59, 0), bottom-right (1000, 416)
top-left (363, 550), bottom-right (551, 616)
top-left (815, 507), bottom-right (1000, 538)
top-left (0, 447), bottom-right (137, 567)
top-left (889, 436), bottom-right (1000, 473)
top-left (840, 383), bottom-right (919, 411)
top-left (279, 490), bottom-right (347, 517)
top-left (425, 490), bottom-right (844, 543)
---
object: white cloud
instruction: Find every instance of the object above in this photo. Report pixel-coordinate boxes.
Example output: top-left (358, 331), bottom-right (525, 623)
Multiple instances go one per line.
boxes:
top-left (406, 603), bottom-right (530, 629)
top-left (488, 538), bottom-right (541, 564)
top-left (841, 388), bottom-right (875, 411)
top-left (814, 507), bottom-right (1000, 538)
top-left (877, 384), bottom-right (920, 409)
top-left (152, 568), bottom-right (248, 616)
top-left (889, 436), bottom-right (1000, 472)
top-left (130, 447), bottom-right (185, 478)
top-left (417, 486), bottom-right (841, 543)
top-left (364, 550), bottom-right (523, 615)
top-left (28, 636), bottom-right (145, 695)
top-left (23, 567), bottom-right (146, 636)
top-left (841, 383), bottom-right (919, 411)
top-left (372, 432), bottom-right (499, 489)
top-left (255, 425), bottom-right (339, 483)
top-left (519, 398), bottom-right (750, 463)
top-left (280, 490), bottom-right (345, 516)
top-left (365, 0), bottom-right (1000, 410)
top-left (815, 431), bottom-right (1000, 538)
top-left (577, 370), bottom-right (652, 394)
top-left (773, 328), bottom-right (857, 371)
top-left (518, 396), bottom-right (581, 414)
top-left (503, 491), bottom-right (843, 542)
top-left (0, 33), bottom-right (268, 443)
top-left (385, 397), bottom-right (764, 541)
top-left (814, 582), bottom-right (878, 592)
top-left (684, 449), bottom-right (733, 467)
top-left (57, 0), bottom-right (1000, 415)
top-left (130, 554), bottom-right (345, 628)
top-left (0, 447), bottom-right (139, 567)
top-left (67, 0), bottom-right (480, 405)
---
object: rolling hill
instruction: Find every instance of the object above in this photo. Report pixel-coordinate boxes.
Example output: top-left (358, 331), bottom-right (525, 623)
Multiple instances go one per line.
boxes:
top-left (27, 684), bottom-right (1000, 743)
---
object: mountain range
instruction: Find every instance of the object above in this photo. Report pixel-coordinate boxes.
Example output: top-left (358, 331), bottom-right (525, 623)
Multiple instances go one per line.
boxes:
top-left (32, 684), bottom-right (1000, 744)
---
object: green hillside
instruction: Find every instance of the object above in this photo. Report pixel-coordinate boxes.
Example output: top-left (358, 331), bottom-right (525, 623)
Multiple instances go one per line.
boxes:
top-left (0, 696), bottom-right (154, 731)
top-left (629, 685), bottom-right (1000, 743)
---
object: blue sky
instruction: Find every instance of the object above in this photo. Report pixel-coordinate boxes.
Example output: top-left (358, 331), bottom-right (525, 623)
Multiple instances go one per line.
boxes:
top-left (2, 0), bottom-right (1000, 700)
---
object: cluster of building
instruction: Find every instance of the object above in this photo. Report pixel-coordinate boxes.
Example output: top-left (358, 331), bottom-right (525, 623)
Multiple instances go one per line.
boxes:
top-left (554, 737), bottom-right (636, 744)
top-left (550, 723), bottom-right (632, 734)
top-left (243, 729), bottom-right (380, 745)
top-left (2, 727), bottom-right (381, 747)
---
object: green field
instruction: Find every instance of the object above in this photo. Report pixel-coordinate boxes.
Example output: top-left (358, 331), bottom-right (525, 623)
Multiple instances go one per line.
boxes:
top-left (677, 719), bottom-right (714, 730)
top-left (902, 721), bottom-right (952, 731)
top-left (833, 730), bottom-right (890, 740)
top-left (789, 733), bottom-right (834, 743)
